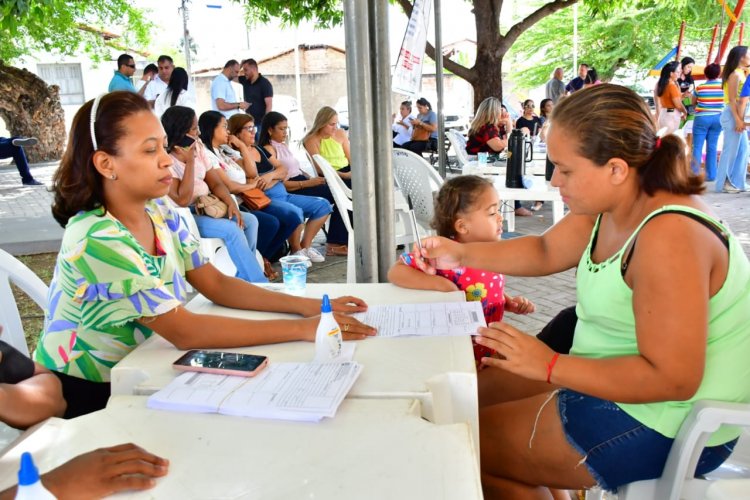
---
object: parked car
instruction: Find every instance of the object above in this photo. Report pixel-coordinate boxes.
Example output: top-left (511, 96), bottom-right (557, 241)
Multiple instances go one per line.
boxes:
top-left (274, 94), bottom-right (307, 148)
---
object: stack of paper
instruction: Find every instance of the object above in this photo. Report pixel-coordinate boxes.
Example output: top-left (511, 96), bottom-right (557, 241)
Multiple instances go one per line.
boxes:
top-left (147, 362), bottom-right (362, 422)
top-left (352, 302), bottom-right (486, 338)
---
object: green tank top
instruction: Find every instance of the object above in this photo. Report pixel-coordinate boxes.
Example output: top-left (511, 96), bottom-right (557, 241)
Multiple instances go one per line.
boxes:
top-left (319, 137), bottom-right (349, 170)
top-left (571, 205), bottom-right (750, 445)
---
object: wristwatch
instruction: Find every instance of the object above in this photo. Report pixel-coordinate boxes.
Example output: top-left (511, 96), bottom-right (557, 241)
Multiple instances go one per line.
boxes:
top-left (236, 103), bottom-right (241, 110)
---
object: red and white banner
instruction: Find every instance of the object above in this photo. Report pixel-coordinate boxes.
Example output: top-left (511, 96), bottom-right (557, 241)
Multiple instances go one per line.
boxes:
top-left (392, 0), bottom-right (432, 96)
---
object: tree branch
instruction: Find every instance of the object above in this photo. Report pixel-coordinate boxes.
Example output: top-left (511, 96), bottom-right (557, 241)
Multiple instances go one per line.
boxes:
top-left (502, 0), bottom-right (580, 50)
top-left (393, 0), bottom-right (476, 83)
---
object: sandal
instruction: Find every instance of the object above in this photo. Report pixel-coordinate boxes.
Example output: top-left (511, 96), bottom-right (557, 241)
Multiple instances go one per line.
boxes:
top-left (263, 258), bottom-right (280, 281)
top-left (326, 244), bottom-right (349, 256)
top-left (531, 201), bottom-right (544, 212)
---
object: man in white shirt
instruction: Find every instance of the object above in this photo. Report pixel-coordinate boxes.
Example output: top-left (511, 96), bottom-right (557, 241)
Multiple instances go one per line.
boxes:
top-left (211, 59), bottom-right (249, 118)
top-left (144, 55), bottom-right (174, 107)
top-left (392, 100), bottom-right (415, 147)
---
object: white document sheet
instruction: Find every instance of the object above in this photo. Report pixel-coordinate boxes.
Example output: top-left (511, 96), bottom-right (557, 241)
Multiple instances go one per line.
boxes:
top-left (147, 362), bottom-right (362, 422)
top-left (353, 301), bottom-right (486, 338)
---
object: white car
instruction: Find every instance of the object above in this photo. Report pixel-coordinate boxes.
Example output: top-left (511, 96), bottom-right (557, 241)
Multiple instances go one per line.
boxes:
top-left (273, 94), bottom-right (308, 148)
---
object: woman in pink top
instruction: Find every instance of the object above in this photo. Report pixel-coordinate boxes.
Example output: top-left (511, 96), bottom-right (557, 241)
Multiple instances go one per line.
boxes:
top-left (256, 111), bottom-right (350, 257)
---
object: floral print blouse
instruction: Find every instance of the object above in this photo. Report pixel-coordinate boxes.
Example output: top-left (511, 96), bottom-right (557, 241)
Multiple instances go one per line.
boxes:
top-left (34, 197), bottom-right (207, 382)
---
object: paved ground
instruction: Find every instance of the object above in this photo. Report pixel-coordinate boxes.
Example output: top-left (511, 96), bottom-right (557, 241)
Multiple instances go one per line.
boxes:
top-left (2, 159), bottom-right (749, 335)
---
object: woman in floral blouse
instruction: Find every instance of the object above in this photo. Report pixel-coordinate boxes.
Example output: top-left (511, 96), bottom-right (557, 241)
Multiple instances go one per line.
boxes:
top-left (37, 92), bottom-right (375, 418)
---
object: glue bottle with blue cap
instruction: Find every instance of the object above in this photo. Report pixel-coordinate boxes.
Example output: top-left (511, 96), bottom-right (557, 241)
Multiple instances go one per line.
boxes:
top-left (15, 452), bottom-right (55, 499)
top-left (314, 294), bottom-right (342, 362)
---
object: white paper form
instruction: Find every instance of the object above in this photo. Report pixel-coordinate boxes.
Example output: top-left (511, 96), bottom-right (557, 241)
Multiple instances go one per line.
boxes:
top-left (221, 362), bottom-right (362, 421)
top-left (353, 301), bottom-right (486, 337)
top-left (147, 362), bottom-right (362, 422)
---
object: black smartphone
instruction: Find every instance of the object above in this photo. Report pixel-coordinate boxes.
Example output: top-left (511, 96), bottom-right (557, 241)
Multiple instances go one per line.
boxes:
top-left (173, 350), bottom-right (268, 377)
top-left (176, 135), bottom-right (195, 149)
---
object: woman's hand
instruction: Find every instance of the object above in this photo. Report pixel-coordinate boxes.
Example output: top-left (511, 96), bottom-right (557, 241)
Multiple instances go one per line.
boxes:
top-left (309, 177), bottom-right (326, 187)
top-left (735, 116), bottom-right (745, 132)
top-left (413, 237), bottom-right (465, 274)
top-left (298, 314), bottom-right (376, 341)
top-left (504, 294), bottom-right (535, 315)
top-left (330, 295), bottom-right (369, 313)
top-left (338, 171), bottom-right (352, 180)
top-left (226, 203), bottom-right (244, 229)
top-left (42, 443), bottom-right (169, 500)
top-left (227, 134), bottom-right (246, 151)
top-left (254, 176), bottom-right (268, 191)
top-left (171, 142), bottom-right (196, 166)
top-left (475, 322), bottom-right (556, 381)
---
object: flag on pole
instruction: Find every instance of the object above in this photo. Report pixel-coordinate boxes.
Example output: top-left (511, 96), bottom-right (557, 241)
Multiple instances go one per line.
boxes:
top-left (392, 0), bottom-right (433, 96)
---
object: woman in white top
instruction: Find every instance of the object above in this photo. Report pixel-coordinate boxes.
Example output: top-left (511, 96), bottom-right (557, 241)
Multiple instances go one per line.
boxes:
top-left (392, 100), bottom-right (415, 148)
top-left (154, 67), bottom-right (194, 119)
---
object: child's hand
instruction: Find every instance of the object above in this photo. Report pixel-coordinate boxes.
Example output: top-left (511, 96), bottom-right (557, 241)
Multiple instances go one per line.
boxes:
top-left (504, 294), bottom-right (535, 315)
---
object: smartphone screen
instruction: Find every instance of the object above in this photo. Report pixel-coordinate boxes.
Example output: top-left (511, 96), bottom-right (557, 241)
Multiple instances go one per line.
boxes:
top-left (176, 135), bottom-right (195, 149)
top-left (173, 350), bottom-right (267, 376)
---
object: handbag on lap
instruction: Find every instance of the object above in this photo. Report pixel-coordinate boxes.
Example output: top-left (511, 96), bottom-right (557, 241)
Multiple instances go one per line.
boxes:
top-left (411, 125), bottom-right (430, 142)
top-left (194, 194), bottom-right (228, 218)
top-left (239, 188), bottom-right (271, 211)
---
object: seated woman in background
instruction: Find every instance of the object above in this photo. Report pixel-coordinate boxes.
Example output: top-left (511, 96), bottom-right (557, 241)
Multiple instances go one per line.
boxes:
top-left (416, 84), bottom-right (749, 498)
top-left (392, 100), bottom-right (415, 148)
top-left (226, 112), bottom-right (332, 263)
top-left (197, 110), bottom-right (299, 266)
top-left (303, 106), bottom-right (353, 182)
top-left (466, 96), bottom-right (509, 155)
top-left (37, 92), bottom-right (375, 418)
top-left (245, 112), bottom-right (350, 257)
top-left (160, 106), bottom-right (267, 283)
top-left (154, 67), bottom-right (194, 119)
top-left (515, 99), bottom-right (543, 137)
top-left (467, 97), bottom-right (532, 216)
top-left (400, 97), bottom-right (438, 154)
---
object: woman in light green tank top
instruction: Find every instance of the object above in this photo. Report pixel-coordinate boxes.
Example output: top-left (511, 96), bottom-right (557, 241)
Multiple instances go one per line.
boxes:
top-left (303, 106), bottom-right (352, 180)
top-left (415, 85), bottom-right (749, 495)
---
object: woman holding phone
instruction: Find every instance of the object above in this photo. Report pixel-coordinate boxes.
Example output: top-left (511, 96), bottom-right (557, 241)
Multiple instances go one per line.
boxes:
top-left (37, 91), bottom-right (375, 418)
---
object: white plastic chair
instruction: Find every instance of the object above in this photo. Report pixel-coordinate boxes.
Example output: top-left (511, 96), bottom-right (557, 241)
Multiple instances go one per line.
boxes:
top-left (0, 249), bottom-right (49, 357)
top-left (313, 154), bottom-right (356, 283)
top-left (173, 206), bottom-right (239, 277)
top-left (300, 149), bottom-right (319, 179)
top-left (585, 400), bottom-right (750, 500)
top-left (446, 130), bottom-right (472, 169)
top-left (392, 149), bottom-right (443, 235)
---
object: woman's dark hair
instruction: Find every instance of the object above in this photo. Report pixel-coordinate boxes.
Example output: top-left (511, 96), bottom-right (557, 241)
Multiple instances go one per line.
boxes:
top-left (227, 113), bottom-right (253, 137)
top-left (401, 100), bottom-right (412, 110)
top-left (198, 110), bottom-right (225, 154)
top-left (540, 99), bottom-right (553, 118)
top-left (551, 84), bottom-right (703, 197)
top-left (259, 111), bottom-right (288, 147)
top-left (416, 97), bottom-right (432, 110)
top-left (584, 67), bottom-right (598, 85)
top-left (52, 91), bottom-right (152, 227)
top-left (722, 46), bottom-right (748, 83)
top-left (161, 105), bottom-right (196, 153)
top-left (166, 67), bottom-right (189, 107)
top-left (432, 175), bottom-right (494, 239)
top-left (656, 61), bottom-right (680, 97)
top-left (704, 63), bottom-right (721, 81)
top-left (680, 57), bottom-right (695, 70)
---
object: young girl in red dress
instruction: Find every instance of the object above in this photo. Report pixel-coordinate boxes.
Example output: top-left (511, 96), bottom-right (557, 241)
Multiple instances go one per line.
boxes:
top-left (388, 175), bottom-right (535, 365)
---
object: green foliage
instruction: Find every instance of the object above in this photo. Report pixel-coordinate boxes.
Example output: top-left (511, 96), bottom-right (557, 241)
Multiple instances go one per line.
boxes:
top-left (234, 0), bottom-right (343, 29)
top-left (0, 0), bottom-right (153, 62)
top-left (509, 1), bottom-right (720, 89)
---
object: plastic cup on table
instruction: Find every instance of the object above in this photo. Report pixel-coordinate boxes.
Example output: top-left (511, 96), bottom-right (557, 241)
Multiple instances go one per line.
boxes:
top-left (279, 255), bottom-right (310, 295)
top-left (477, 152), bottom-right (489, 167)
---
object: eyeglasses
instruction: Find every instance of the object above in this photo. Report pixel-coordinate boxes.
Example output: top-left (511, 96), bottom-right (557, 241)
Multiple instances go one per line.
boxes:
top-left (243, 126), bottom-right (256, 132)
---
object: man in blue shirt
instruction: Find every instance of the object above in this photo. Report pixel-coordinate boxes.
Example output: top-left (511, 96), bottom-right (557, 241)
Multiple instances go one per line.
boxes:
top-left (565, 63), bottom-right (588, 94)
top-left (108, 54), bottom-right (137, 93)
top-left (211, 59), bottom-right (249, 118)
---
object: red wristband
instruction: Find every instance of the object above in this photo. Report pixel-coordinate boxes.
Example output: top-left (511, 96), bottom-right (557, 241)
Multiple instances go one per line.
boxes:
top-left (546, 352), bottom-right (560, 384)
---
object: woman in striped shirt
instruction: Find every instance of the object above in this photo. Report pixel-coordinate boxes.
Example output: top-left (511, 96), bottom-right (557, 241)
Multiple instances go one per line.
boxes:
top-left (691, 63), bottom-right (724, 180)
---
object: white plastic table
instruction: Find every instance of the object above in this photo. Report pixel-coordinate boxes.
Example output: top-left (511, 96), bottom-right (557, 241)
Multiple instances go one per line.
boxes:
top-left (492, 175), bottom-right (565, 232)
top-left (0, 397), bottom-right (482, 499)
top-left (111, 283), bottom-right (479, 446)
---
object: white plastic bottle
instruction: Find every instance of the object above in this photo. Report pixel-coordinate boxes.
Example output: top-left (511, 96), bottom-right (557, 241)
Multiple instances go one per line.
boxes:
top-left (314, 294), bottom-right (342, 362)
top-left (15, 452), bottom-right (55, 499)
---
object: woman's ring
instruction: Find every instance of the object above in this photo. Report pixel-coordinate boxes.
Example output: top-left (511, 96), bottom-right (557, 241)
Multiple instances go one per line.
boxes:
top-left (343, 323), bottom-right (350, 332)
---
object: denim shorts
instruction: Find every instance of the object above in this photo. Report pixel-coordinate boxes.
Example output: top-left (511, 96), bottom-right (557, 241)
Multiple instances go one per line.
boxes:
top-left (557, 389), bottom-right (737, 492)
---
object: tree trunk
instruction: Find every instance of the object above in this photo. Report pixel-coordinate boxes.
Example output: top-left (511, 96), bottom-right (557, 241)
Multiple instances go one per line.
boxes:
top-left (473, 0), bottom-right (505, 109)
top-left (0, 60), bottom-right (66, 163)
